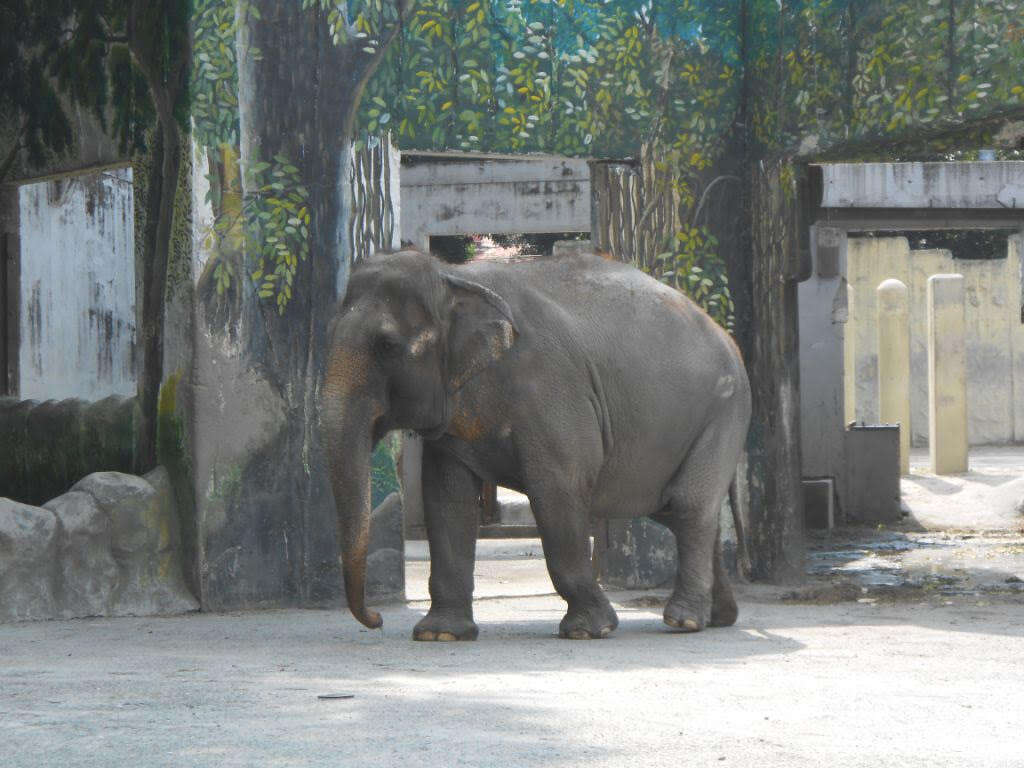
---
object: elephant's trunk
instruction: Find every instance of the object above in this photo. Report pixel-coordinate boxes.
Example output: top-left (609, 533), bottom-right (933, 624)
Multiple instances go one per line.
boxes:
top-left (323, 390), bottom-right (383, 630)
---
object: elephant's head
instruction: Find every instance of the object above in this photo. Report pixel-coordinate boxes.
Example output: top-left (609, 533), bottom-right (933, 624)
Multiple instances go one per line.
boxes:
top-left (322, 249), bottom-right (517, 629)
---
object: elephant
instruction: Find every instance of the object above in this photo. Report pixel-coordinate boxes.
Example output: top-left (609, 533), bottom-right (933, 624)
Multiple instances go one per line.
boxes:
top-left (322, 247), bottom-right (751, 640)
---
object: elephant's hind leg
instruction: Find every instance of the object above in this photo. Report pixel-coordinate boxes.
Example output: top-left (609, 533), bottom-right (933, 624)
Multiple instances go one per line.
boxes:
top-left (528, 479), bottom-right (618, 639)
top-left (662, 420), bottom-right (742, 633)
top-left (709, 531), bottom-right (738, 627)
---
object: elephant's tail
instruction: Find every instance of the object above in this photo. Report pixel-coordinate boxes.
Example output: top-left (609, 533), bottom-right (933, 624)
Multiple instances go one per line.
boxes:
top-left (728, 476), bottom-right (751, 580)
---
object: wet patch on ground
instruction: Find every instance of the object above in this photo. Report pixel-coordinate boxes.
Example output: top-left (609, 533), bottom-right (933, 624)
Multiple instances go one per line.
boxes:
top-left (783, 528), bottom-right (1024, 605)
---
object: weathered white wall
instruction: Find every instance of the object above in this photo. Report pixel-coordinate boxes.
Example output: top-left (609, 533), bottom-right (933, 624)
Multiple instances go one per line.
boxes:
top-left (822, 162), bottom-right (1024, 210)
top-left (18, 168), bottom-right (136, 401)
top-left (847, 236), bottom-right (1022, 445)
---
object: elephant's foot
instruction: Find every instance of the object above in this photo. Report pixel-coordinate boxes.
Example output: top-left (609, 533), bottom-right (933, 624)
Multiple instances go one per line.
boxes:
top-left (413, 610), bottom-right (479, 642)
top-left (664, 593), bottom-right (711, 633)
top-left (558, 602), bottom-right (619, 640)
top-left (709, 590), bottom-right (738, 628)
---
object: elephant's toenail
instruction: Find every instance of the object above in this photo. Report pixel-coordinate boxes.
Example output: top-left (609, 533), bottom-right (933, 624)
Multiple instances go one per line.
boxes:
top-left (683, 619), bottom-right (699, 631)
top-left (436, 632), bottom-right (457, 641)
top-left (416, 630), bottom-right (436, 641)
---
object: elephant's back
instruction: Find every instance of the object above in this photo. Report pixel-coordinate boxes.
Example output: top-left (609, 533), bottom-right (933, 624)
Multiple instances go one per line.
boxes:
top-left (466, 253), bottom-right (736, 366)
top-left (461, 253), bottom-right (690, 323)
top-left (465, 252), bottom-right (745, 413)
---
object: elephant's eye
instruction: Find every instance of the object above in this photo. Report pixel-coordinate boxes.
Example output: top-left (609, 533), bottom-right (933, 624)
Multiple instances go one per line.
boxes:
top-left (374, 334), bottom-right (403, 358)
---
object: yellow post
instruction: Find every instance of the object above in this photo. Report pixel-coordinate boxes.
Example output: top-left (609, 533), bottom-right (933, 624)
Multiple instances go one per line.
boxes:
top-left (927, 274), bottom-right (968, 474)
top-left (877, 279), bottom-right (911, 475)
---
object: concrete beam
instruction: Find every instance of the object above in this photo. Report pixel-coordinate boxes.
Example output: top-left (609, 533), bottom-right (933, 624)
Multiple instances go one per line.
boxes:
top-left (820, 161), bottom-right (1024, 210)
top-left (819, 208), bottom-right (1024, 231)
top-left (400, 154), bottom-right (591, 244)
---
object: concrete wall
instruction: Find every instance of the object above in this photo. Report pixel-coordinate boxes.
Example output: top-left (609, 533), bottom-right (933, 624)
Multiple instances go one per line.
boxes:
top-left (400, 153), bottom-right (590, 248)
top-left (17, 168), bottom-right (136, 401)
top-left (0, 396), bottom-right (135, 505)
top-left (846, 236), bottom-right (1023, 445)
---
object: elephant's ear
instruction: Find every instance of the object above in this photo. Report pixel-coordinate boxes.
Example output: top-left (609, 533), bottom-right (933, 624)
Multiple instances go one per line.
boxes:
top-left (442, 273), bottom-right (518, 392)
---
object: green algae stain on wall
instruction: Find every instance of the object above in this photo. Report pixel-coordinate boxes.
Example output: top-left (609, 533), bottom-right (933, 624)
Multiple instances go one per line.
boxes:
top-left (156, 369), bottom-right (201, 597)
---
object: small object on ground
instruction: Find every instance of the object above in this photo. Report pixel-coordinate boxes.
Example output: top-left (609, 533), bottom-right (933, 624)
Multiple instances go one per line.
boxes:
top-left (317, 693), bottom-right (355, 700)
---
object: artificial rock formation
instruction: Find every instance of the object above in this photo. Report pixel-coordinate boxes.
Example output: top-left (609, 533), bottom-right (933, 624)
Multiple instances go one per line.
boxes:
top-left (0, 499), bottom-right (60, 621)
top-left (0, 467), bottom-right (198, 622)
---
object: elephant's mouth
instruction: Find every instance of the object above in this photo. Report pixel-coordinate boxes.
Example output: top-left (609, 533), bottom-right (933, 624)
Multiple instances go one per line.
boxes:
top-left (415, 390), bottom-right (451, 441)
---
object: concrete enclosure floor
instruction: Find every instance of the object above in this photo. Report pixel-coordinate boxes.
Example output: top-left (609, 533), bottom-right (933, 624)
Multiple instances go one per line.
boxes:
top-left (3, 448), bottom-right (1022, 767)
top-left (3, 592), bottom-right (1024, 768)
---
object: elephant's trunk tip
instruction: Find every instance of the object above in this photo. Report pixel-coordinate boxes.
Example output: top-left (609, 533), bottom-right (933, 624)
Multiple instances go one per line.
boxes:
top-left (355, 607), bottom-right (383, 629)
top-left (344, 555), bottom-right (384, 629)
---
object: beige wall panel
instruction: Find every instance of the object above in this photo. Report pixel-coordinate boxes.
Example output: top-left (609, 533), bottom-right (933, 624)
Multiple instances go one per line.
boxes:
top-left (848, 236), bottom-right (1020, 446)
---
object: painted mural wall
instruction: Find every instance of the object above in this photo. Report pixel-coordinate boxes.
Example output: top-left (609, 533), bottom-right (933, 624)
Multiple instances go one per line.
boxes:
top-left (18, 167), bottom-right (136, 401)
top-left (846, 235), bottom-right (1024, 446)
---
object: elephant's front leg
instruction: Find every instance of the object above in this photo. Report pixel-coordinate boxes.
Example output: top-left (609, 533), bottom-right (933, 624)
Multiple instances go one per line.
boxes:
top-left (414, 446), bottom-right (481, 641)
top-left (529, 480), bottom-right (618, 639)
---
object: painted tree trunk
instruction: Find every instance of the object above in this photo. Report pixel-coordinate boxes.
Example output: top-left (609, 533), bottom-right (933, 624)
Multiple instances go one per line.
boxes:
top-left (588, 144), bottom-right (678, 270)
top-left (189, 2), bottom-right (401, 610)
top-left (743, 160), bottom-right (804, 582)
top-left (135, 121), bottom-right (182, 473)
top-left (126, 0), bottom-right (191, 473)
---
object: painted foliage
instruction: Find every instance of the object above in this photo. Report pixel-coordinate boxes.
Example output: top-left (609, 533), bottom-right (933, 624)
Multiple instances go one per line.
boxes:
top-left (186, 0), bottom-right (1024, 324)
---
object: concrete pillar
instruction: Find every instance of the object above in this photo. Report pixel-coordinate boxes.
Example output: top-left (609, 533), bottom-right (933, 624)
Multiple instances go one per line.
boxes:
top-left (1010, 233), bottom-right (1024, 443)
top-left (927, 274), bottom-right (968, 474)
top-left (400, 434), bottom-right (425, 538)
top-left (798, 225), bottom-right (848, 478)
top-left (844, 282), bottom-right (856, 425)
top-left (877, 279), bottom-right (911, 475)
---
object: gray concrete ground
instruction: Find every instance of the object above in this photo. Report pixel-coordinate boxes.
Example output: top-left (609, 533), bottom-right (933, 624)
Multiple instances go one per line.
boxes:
top-left (3, 446), bottom-right (1023, 767)
top-left (3, 556), bottom-right (1024, 767)
top-left (903, 446), bottom-right (1024, 531)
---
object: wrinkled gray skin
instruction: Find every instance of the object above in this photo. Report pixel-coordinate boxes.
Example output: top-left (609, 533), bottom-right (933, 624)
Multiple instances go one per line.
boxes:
top-left (323, 249), bottom-right (751, 640)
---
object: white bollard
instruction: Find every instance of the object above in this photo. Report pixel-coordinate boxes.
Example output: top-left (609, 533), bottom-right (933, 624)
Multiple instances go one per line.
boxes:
top-left (877, 279), bottom-right (911, 475)
top-left (927, 274), bottom-right (968, 474)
